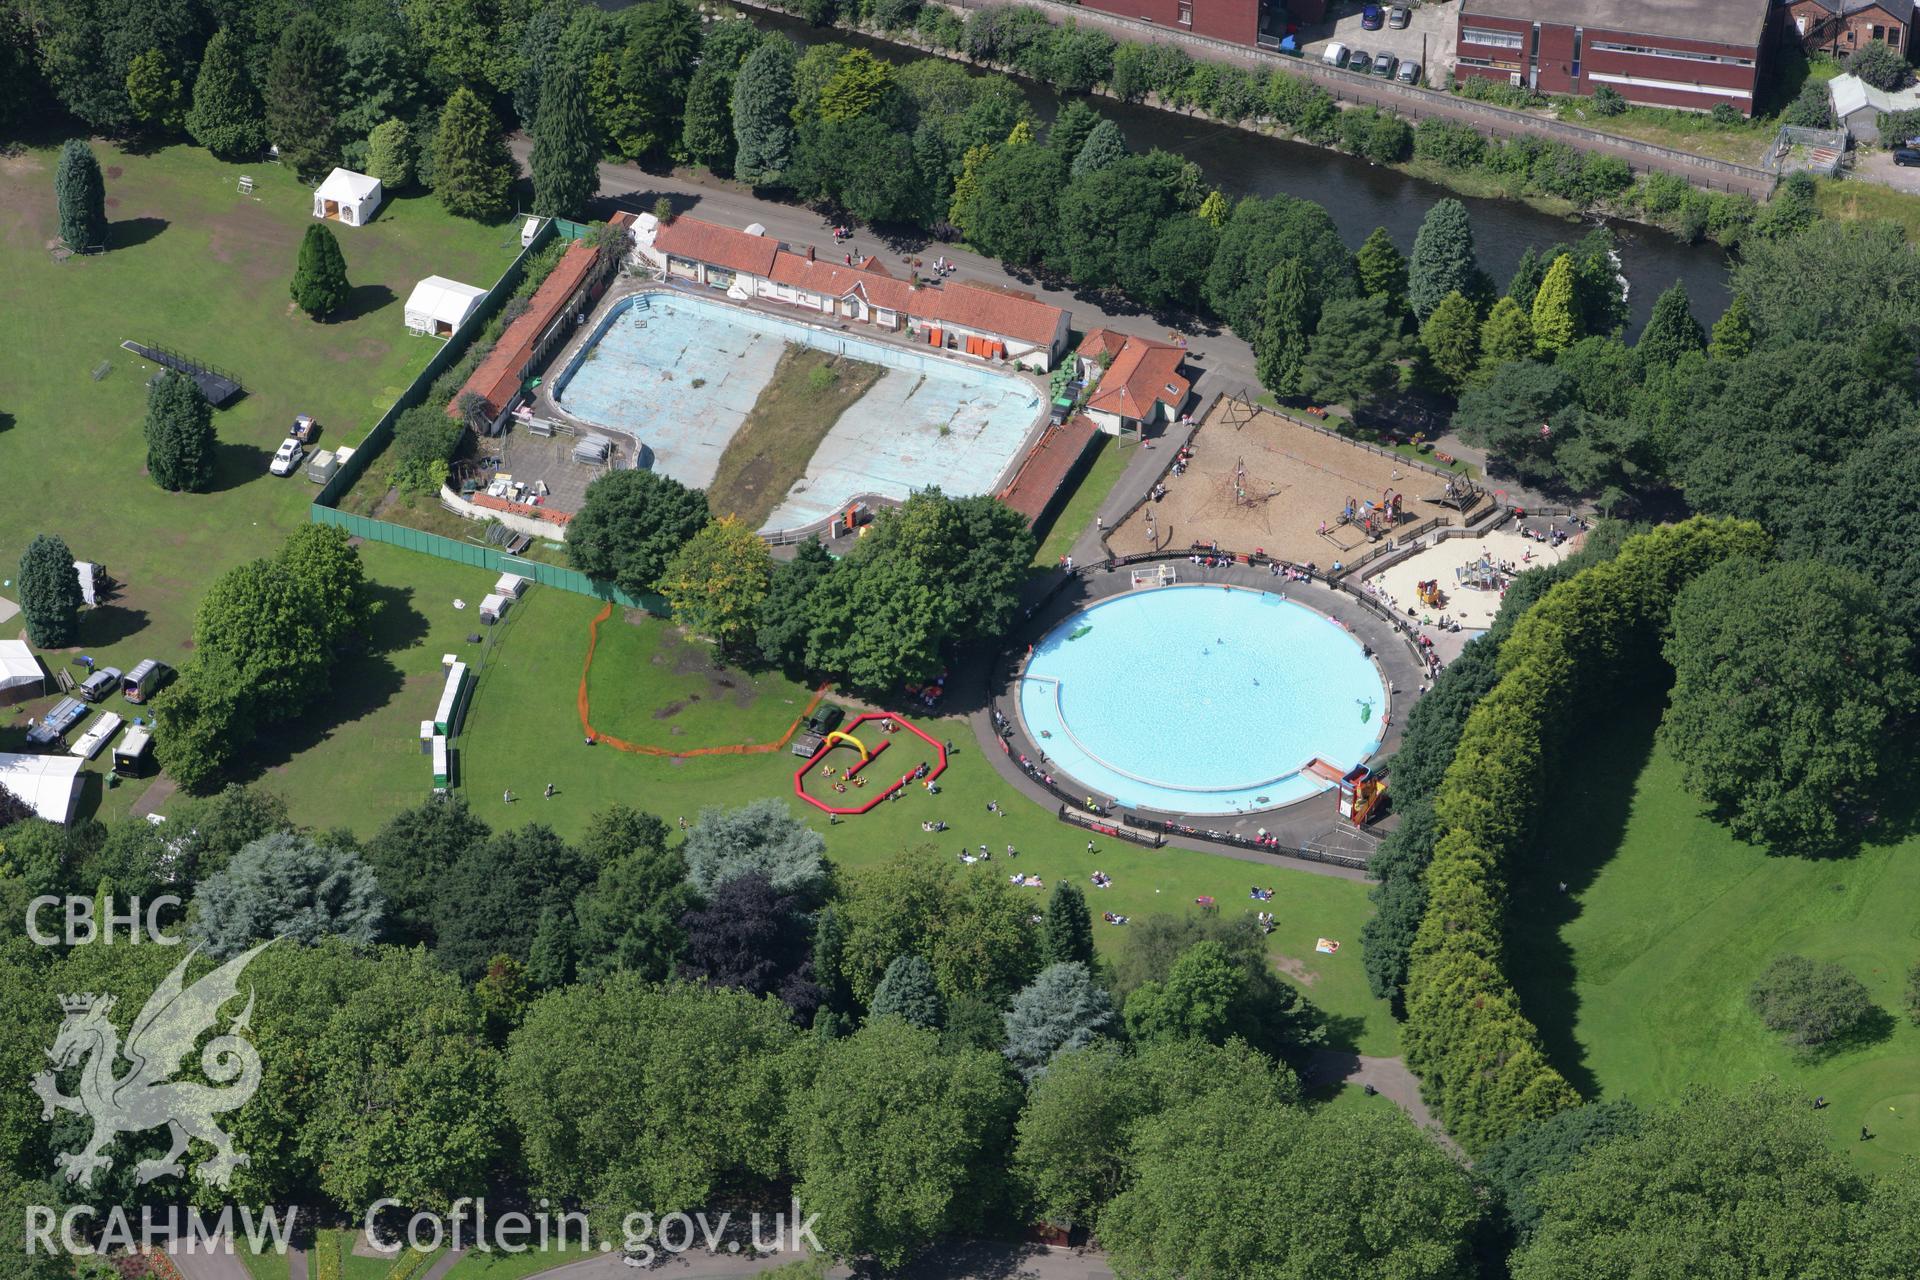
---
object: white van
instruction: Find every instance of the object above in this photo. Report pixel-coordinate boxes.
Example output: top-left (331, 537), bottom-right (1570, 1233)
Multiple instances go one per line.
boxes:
top-left (1323, 42), bottom-right (1350, 69)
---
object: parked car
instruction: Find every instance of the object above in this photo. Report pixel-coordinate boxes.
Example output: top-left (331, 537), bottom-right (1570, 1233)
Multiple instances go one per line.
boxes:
top-left (1388, 5), bottom-right (1412, 28)
top-left (1323, 41), bottom-right (1350, 68)
top-left (1361, 4), bottom-right (1384, 30)
top-left (269, 437), bottom-right (305, 476)
top-left (1374, 52), bottom-right (1399, 77)
top-left (1397, 59), bottom-right (1423, 85)
top-left (1895, 148), bottom-right (1920, 167)
top-left (1347, 49), bottom-right (1371, 73)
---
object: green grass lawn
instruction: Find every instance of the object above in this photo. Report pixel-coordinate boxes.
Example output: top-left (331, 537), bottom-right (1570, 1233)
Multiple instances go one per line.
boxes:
top-left (235, 1239), bottom-right (290, 1280)
top-left (0, 141), bottom-right (517, 817)
top-left (439, 1241), bottom-right (598, 1280)
top-left (1508, 700), bottom-right (1920, 1172)
top-left (1031, 431), bottom-right (1130, 567)
top-left (1816, 176), bottom-right (1920, 240)
top-left (454, 584), bottom-right (1397, 1057)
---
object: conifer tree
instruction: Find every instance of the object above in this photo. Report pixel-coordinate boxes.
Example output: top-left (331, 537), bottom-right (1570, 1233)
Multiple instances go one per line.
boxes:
top-left (1708, 294), bottom-right (1756, 362)
top-left (1255, 258), bottom-right (1320, 399)
top-left (1407, 198), bottom-right (1481, 321)
top-left (435, 88), bottom-right (515, 222)
top-left (530, 64), bottom-right (598, 218)
top-left (54, 139), bottom-right (106, 251)
top-left (1420, 290), bottom-right (1481, 394)
top-left (19, 533), bottom-right (82, 648)
top-left (1355, 226), bottom-right (1407, 312)
top-left (186, 30), bottom-right (266, 158)
top-left (1530, 254), bottom-right (1581, 354)
top-left (732, 39), bottom-right (797, 186)
top-left (290, 223), bottom-right (351, 318)
top-left (1636, 282), bottom-right (1706, 370)
top-left (144, 370), bottom-right (217, 492)
top-left (1478, 297), bottom-right (1534, 376)
top-left (265, 15), bottom-right (341, 176)
top-left (1069, 118), bottom-right (1126, 180)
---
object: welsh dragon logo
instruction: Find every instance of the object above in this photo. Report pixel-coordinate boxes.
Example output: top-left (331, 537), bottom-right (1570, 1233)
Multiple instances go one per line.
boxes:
top-left (32, 942), bottom-right (269, 1189)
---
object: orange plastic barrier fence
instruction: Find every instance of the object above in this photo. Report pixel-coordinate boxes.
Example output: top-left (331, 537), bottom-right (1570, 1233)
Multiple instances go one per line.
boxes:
top-left (577, 602), bottom-right (830, 757)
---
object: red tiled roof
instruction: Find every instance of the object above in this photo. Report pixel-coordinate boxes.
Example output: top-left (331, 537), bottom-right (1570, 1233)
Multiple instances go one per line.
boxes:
top-left (998, 414), bottom-right (1099, 525)
top-left (1076, 328), bottom-right (1128, 362)
top-left (769, 250), bottom-right (915, 312)
top-left (1084, 335), bottom-right (1189, 422)
top-left (652, 217), bottom-right (779, 278)
top-left (910, 281), bottom-right (1064, 348)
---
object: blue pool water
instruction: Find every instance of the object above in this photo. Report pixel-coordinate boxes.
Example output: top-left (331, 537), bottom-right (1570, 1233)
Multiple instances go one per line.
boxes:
top-left (1017, 586), bottom-right (1387, 815)
top-left (551, 291), bottom-right (1043, 531)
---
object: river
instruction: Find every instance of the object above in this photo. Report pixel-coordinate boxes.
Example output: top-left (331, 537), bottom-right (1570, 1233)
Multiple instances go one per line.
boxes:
top-left (613, 5), bottom-right (1737, 334)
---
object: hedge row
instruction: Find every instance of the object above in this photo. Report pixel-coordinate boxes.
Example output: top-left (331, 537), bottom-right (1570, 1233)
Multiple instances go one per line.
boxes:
top-left (1400, 517), bottom-right (1768, 1151)
top-left (384, 1247), bottom-right (435, 1280)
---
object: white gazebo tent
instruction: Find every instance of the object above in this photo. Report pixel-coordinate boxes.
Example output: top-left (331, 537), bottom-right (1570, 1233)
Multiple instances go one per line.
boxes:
top-left (0, 752), bottom-right (84, 823)
top-left (313, 168), bottom-right (384, 227)
top-left (0, 639), bottom-right (43, 706)
top-left (405, 276), bottom-right (489, 337)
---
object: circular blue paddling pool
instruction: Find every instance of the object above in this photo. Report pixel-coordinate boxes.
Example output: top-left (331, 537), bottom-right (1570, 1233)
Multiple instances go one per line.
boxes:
top-left (1016, 585), bottom-right (1387, 815)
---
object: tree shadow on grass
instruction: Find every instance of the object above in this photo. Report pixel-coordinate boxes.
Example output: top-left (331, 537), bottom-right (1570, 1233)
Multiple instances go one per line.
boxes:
top-left (1502, 694), bottom-right (1664, 1100)
top-left (334, 283), bottom-right (396, 324)
top-left (207, 440), bottom-right (275, 493)
top-left (82, 604), bottom-right (149, 648)
top-left (229, 652), bottom-right (410, 785)
top-left (110, 217), bottom-right (167, 250)
top-left (361, 580), bottom-right (431, 656)
top-left (0, 409), bottom-right (15, 435)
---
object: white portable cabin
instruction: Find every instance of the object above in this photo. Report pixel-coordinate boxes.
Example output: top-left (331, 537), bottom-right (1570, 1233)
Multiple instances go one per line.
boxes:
top-left (113, 727), bottom-right (153, 777)
top-left (431, 734), bottom-right (450, 793)
top-left (0, 639), bottom-right (43, 706)
top-left (494, 573), bottom-right (529, 599)
top-left (70, 712), bottom-right (123, 760)
top-left (404, 276), bottom-right (488, 338)
top-left (313, 168), bottom-right (383, 226)
top-left (478, 593), bottom-right (510, 624)
top-left (420, 719), bottom-right (436, 755)
top-left (521, 216), bottom-right (544, 248)
top-left (307, 449), bottom-right (339, 484)
top-left (434, 661), bottom-right (469, 735)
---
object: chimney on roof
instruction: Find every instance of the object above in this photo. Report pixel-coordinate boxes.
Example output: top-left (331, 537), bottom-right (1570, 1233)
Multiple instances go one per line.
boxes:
top-left (807, 245), bottom-right (816, 261)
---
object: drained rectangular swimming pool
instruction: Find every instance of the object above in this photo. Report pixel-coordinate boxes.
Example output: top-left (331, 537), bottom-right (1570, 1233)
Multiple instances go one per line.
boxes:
top-left (550, 291), bottom-right (1047, 531)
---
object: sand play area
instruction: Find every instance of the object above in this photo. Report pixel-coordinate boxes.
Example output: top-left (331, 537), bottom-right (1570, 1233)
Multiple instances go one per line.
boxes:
top-left (1363, 529), bottom-right (1574, 631)
top-left (1106, 401), bottom-right (1468, 566)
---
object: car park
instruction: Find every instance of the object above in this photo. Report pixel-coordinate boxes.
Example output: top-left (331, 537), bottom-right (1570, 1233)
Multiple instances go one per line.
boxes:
top-left (269, 437), bottom-right (305, 476)
top-left (1397, 59), bottom-right (1423, 85)
top-left (1323, 41), bottom-right (1350, 68)
top-left (1374, 52), bottom-right (1399, 77)
top-left (1347, 49), bottom-right (1371, 73)
top-left (1388, 5), bottom-right (1411, 28)
top-left (1361, 4), bottom-right (1384, 30)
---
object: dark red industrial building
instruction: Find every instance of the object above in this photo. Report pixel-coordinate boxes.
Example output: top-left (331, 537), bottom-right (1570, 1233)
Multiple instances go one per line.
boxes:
top-left (1077, 0), bottom-right (1326, 50)
top-left (1454, 0), bottom-right (1774, 115)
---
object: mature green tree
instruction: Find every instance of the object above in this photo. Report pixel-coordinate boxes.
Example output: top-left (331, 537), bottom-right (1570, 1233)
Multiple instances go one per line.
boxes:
top-left (1420, 290), bottom-right (1481, 395)
top-left (1255, 258), bottom-right (1320, 400)
top-left (190, 833), bottom-right (384, 956)
top-left (193, 556), bottom-right (333, 722)
top-left (54, 139), bottom-right (106, 251)
top-left (1069, 117), bottom-right (1128, 180)
top-left (1530, 253), bottom-right (1581, 353)
top-left (1121, 940), bottom-right (1244, 1046)
top-left (574, 816), bottom-right (692, 982)
top-left (1041, 881), bottom-right (1095, 967)
top-left (835, 849), bottom-right (1042, 1006)
top-left (1300, 294), bottom-right (1403, 413)
top-left (1144, 215), bottom-right (1218, 309)
top-left (1054, 150), bottom-right (1200, 297)
top-left (789, 114), bottom-right (928, 226)
top-left (1732, 220), bottom-right (1920, 348)
top-left (362, 797), bottom-right (489, 944)
top-left (680, 57), bottom-right (737, 172)
top-left (434, 88), bottom-right (515, 222)
top-left (505, 976), bottom-right (797, 1218)
top-left (290, 223), bottom-right (351, 319)
top-left (185, 30), bottom-right (265, 158)
top-left (1477, 1101), bottom-right (1643, 1239)
top-left (334, 30), bottom-right (424, 144)
top-left (680, 871), bottom-right (821, 1019)
top-left (1112, 916), bottom-right (1321, 1059)
top-left (149, 654), bottom-right (252, 793)
top-left (1850, 38), bottom-right (1913, 90)
top-left (1748, 953), bottom-right (1879, 1051)
top-left (1708, 293), bottom-right (1755, 361)
top-left (754, 537), bottom-right (833, 674)
top-left (364, 119), bottom-right (413, 189)
top-left (1047, 98), bottom-right (1101, 165)
top-left (277, 523), bottom-right (373, 653)
top-left (1355, 226), bottom-right (1408, 312)
top-left (870, 954), bottom-right (945, 1028)
top-left (265, 15), bottom-right (341, 176)
top-left (1477, 296), bottom-right (1535, 376)
top-left (1102, 1097), bottom-right (1480, 1279)
top-left (955, 141), bottom-right (1062, 266)
top-left (791, 1017), bottom-right (1019, 1269)
top-left (432, 824), bottom-right (595, 980)
top-left (732, 38), bottom-right (798, 185)
top-left (1636, 281), bottom-right (1705, 370)
top-left (1002, 961), bottom-right (1114, 1082)
top-left (0, 785), bottom-right (34, 831)
top-left (680, 797), bottom-right (827, 900)
top-left (307, 949), bottom-right (503, 1212)
top-left (142, 369), bottom-right (216, 492)
top-left (18, 533), bottom-right (82, 648)
top-left (1662, 558), bottom-right (1917, 852)
top-left (1506, 246), bottom-right (1548, 312)
top-left (530, 63), bottom-right (598, 219)
top-left (1514, 1084), bottom-right (1871, 1278)
top-left (1407, 198), bottom-right (1483, 321)
top-left (568, 468), bottom-right (710, 598)
top-left (1206, 195), bottom-right (1354, 335)
top-left (125, 47), bottom-right (186, 134)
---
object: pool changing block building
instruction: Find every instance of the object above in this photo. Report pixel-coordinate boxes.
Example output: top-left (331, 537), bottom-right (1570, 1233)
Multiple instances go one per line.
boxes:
top-left (632, 214), bottom-right (1072, 372)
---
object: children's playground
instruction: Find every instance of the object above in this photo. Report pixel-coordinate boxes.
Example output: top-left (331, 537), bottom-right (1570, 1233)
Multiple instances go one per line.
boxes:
top-left (1362, 527), bottom-right (1577, 633)
top-left (793, 711), bottom-right (950, 815)
top-left (1105, 401), bottom-right (1459, 565)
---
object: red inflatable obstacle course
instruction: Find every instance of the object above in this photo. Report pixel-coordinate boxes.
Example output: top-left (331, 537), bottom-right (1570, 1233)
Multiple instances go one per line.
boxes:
top-left (794, 712), bottom-right (949, 815)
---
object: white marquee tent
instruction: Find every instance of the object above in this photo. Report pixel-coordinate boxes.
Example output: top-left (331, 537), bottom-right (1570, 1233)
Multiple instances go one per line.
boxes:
top-left (313, 168), bottom-right (383, 227)
top-left (0, 639), bottom-right (42, 705)
top-left (405, 276), bottom-right (489, 337)
top-left (0, 753), bottom-right (84, 824)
